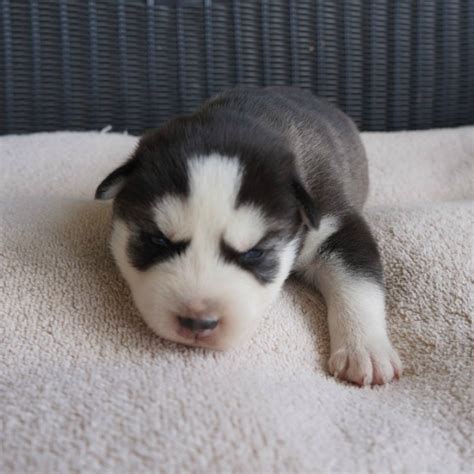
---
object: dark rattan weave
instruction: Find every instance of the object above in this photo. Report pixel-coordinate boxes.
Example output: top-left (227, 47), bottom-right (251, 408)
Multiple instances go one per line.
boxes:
top-left (1, 0), bottom-right (473, 135)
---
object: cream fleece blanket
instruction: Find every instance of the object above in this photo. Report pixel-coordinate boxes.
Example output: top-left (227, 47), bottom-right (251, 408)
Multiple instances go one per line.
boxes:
top-left (1, 127), bottom-right (473, 473)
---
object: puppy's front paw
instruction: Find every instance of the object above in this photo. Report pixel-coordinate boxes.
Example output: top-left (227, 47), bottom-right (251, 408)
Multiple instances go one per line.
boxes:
top-left (329, 340), bottom-right (402, 386)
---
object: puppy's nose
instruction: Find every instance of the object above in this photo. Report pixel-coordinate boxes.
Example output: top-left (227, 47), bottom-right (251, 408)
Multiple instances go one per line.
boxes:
top-left (177, 316), bottom-right (219, 334)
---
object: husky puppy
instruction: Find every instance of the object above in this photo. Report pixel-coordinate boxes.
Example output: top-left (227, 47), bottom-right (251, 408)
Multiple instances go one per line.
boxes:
top-left (96, 87), bottom-right (402, 386)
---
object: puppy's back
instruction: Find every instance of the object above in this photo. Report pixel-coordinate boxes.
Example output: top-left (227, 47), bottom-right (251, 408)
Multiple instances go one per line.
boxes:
top-left (204, 86), bottom-right (368, 214)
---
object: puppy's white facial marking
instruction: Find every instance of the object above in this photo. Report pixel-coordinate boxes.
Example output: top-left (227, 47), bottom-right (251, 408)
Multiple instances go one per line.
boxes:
top-left (113, 154), bottom-right (297, 350)
top-left (294, 215), bottom-right (340, 270)
top-left (154, 155), bottom-right (243, 241)
top-left (223, 205), bottom-right (268, 252)
top-left (303, 256), bottom-right (402, 386)
top-left (153, 195), bottom-right (188, 241)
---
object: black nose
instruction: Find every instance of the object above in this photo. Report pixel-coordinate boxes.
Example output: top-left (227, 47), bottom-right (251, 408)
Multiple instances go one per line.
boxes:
top-left (178, 317), bottom-right (219, 333)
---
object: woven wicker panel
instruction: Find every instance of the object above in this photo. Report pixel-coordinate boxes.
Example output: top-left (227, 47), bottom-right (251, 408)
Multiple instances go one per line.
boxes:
top-left (1, 0), bottom-right (473, 134)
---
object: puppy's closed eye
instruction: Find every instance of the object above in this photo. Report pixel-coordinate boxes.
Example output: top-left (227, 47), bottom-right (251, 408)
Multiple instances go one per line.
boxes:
top-left (129, 230), bottom-right (189, 271)
top-left (144, 231), bottom-right (172, 248)
top-left (220, 241), bottom-right (279, 284)
top-left (238, 248), bottom-right (266, 263)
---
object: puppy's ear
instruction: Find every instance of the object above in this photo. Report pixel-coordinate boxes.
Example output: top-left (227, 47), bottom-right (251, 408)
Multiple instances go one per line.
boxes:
top-left (95, 158), bottom-right (136, 200)
top-left (292, 179), bottom-right (319, 228)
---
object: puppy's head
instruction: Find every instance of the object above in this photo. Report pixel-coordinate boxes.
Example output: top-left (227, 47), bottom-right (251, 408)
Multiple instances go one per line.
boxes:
top-left (96, 120), bottom-right (316, 349)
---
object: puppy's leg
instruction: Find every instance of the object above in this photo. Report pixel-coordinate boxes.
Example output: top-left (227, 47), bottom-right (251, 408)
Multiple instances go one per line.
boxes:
top-left (303, 213), bottom-right (402, 386)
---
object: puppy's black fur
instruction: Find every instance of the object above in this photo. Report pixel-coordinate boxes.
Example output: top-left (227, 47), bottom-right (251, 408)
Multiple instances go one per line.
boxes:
top-left (97, 86), bottom-right (382, 286)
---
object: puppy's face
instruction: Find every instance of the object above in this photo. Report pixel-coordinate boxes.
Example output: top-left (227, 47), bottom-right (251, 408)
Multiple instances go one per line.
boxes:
top-left (96, 127), bottom-right (315, 349)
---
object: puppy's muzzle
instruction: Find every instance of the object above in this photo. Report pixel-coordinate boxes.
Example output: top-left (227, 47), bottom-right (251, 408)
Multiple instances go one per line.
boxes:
top-left (177, 316), bottom-right (219, 338)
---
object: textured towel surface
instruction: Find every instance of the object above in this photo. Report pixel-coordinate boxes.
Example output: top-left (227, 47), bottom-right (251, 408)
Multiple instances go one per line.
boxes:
top-left (1, 127), bottom-right (473, 473)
